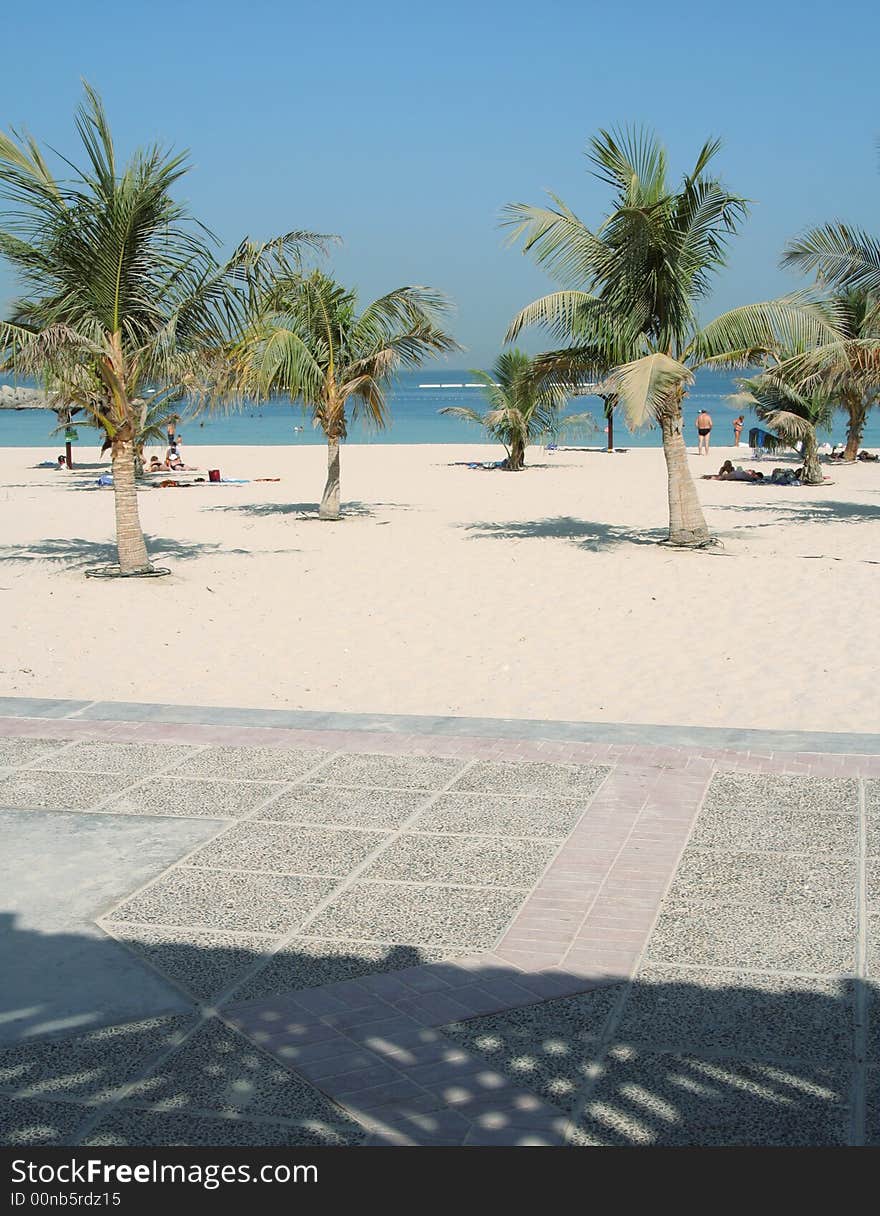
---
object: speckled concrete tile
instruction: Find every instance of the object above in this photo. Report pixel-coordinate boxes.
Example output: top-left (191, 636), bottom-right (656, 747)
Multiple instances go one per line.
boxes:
top-left (107, 927), bottom-right (276, 1001)
top-left (0, 1095), bottom-right (91, 1146)
top-left (0, 738), bottom-right (72, 768)
top-left (0, 1017), bottom-right (193, 1103)
top-left (646, 903), bottom-right (856, 973)
top-left (184, 822), bottom-right (389, 877)
top-left (865, 781), bottom-right (880, 815)
top-left (119, 1019), bottom-right (361, 1132)
top-left (865, 916), bottom-right (880, 979)
top-left (620, 966), bottom-right (853, 1061)
top-left (0, 769), bottom-right (132, 811)
top-left (233, 939), bottom-right (450, 1000)
top-left (83, 1108), bottom-right (362, 1147)
top-left (705, 771), bottom-right (859, 813)
top-left (866, 1068), bottom-right (880, 1145)
top-left (414, 792), bottom-right (586, 839)
top-left (103, 778), bottom-right (283, 819)
top-left (689, 804), bottom-right (858, 855)
top-left (575, 1046), bottom-right (849, 1145)
top-left (38, 741), bottom-right (196, 775)
top-left (258, 784), bottom-right (431, 828)
top-left (451, 760), bottom-right (608, 798)
top-left (865, 983), bottom-right (880, 1062)
top-left (105, 871), bottom-right (337, 934)
top-left (312, 752), bottom-right (465, 790)
top-left (864, 860), bottom-right (880, 914)
top-left (444, 985), bottom-right (623, 1112)
top-left (365, 833), bottom-right (556, 888)
top-left (867, 815), bottom-right (880, 858)
top-left (306, 880), bottom-right (527, 949)
top-left (665, 851), bottom-right (856, 911)
top-left (167, 745), bottom-right (331, 783)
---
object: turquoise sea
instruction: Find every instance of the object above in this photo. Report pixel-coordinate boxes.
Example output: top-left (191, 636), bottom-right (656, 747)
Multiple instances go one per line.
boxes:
top-left (1, 367), bottom-right (877, 450)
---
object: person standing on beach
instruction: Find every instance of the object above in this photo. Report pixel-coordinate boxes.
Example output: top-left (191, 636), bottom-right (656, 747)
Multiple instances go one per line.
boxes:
top-left (696, 409), bottom-right (713, 455)
top-left (733, 415), bottom-right (744, 447)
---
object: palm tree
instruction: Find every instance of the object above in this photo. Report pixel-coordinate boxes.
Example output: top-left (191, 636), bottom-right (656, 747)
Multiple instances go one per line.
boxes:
top-left (782, 227), bottom-right (880, 458)
top-left (504, 128), bottom-right (841, 546)
top-left (438, 349), bottom-right (590, 468)
top-left (0, 84), bottom-right (321, 574)
top-left (236, 269), bottom-right (458, 518)
top-left (733, 374), bottom-right (832, 484)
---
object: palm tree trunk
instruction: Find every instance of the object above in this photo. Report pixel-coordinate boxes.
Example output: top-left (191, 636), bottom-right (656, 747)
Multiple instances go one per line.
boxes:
top-left (111, 435), bottom-right (151, 572)
top-left (660, 409), bottom-right (711, 546)
top-left (801, 427), bottom-right (823, 485)
top-left (843, 395), bottom-right (868, 461)
top-left (506, 438), bottom-right (525, 470)
top-left (606, 403), bottom-right (614, 452)
top-left (320, 437), bottom-right (341, 520)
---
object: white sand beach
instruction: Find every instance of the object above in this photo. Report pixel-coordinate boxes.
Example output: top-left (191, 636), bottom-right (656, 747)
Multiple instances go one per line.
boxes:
top-left (2, 442), bottom-right (877, 734)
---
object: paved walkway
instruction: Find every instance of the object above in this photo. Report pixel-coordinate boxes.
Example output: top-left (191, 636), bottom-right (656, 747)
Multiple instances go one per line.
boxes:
top-left (0, 699), bottom-right (877, 1146)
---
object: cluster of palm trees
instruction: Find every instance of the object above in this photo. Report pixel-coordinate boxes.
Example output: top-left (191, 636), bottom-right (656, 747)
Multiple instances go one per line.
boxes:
top-left (1, 92), bottom-right (877, 576)
top-left (499, 128), bottom-right (879, 538)
top-left (0, 87), bottom-right (458, 573)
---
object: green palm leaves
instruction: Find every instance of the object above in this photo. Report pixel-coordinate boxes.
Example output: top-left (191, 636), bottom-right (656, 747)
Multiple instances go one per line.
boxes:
top-left (237, 269), bottom-right (458, 516)
top-left (439, 349), bottom-right (584, 468)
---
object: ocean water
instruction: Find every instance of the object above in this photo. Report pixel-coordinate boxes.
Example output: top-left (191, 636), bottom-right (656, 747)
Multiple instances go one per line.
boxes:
top-left (1, 367), bottom-right (877, 450)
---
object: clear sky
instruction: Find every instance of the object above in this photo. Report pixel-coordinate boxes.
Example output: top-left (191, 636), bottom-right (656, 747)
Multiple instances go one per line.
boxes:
top-left (1, 0), bottom-right (878, 366)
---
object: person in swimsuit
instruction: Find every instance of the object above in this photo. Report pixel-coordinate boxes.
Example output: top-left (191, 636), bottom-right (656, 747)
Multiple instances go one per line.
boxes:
top-left (696, 409), bottom-right (713, 456)
top-left (733, 415), bottom-right (744, 446)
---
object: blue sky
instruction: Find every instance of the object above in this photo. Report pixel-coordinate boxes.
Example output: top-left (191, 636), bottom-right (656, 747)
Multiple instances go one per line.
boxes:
top-left (1, 0), bottom-right (878, 365)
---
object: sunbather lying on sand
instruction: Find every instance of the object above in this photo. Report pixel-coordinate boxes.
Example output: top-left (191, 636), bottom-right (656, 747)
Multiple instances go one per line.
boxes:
top-left (703, 460), bottom-right (763, 482)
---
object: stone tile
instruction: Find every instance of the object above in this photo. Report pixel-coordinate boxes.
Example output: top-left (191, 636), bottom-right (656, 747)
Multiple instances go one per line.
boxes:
top-left (119, 1019), bottom-right (361, 1132)
top-left (451, 761), bottom-right (608, 798)
top-left (689, 805), bottom-right (858, 855)
top-left (234, 939), bottom-right (450, 1000)
top-left (414, 792), bottom-right (587, 838)
top-left (620, 966), bottom-right (853, 1061)
top-left (84, 1108), bottom-right (362, 1147)
top-left (864, 861), bottom-right (880, 915)
top-left (646, 903), bottom-right (856, 974)
top-left (0, 738), bottom-right (72, 768)
top-left (575, 1046), bottom-right (849, 1145)
top-left (866, 1067), bottom-right (880, 1145)
top-left (259, 784), bottom-right (430, 828)
top-left (184, 822), bottom-right (388, 877)
top-left (103, 778), bottom-right (283, 820)
top-left (38, 741), bottom-right (196, 776)
top-left (0, 1096), bottom-right (90, 1146)
top-left (312, 753), bottom-right (464, 790)
top-left (867, 814), bottom-right (880, 858)
top-left (166, 745), bottom-right (331, 783)
top-left (306, 881), bottom-right (526, 950)
top-left (664, 852), bottom-right (855, 911)
top-left (705, 771), bottom-right (859, 813)
top-left (108, 927), bottom-right (276, 1001)
top-left (865, 781), bottom-right (880, 815)
top-left (0, 770), bottom-right (131, 811)
top-left (365, 834), bottom-right (556, 888)
top-left (865, 916), bottom-right (880, 979)
top-left (443, 985), bottom-right (623, 1112)
top-left (0, 1017), bottom-right (193, 1103)
top-left (105, 871), bottom-right (337, 934)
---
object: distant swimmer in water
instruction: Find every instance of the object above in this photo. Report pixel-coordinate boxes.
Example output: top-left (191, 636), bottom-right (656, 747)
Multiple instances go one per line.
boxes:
top-left (293, 425), bottom-right (304, 433)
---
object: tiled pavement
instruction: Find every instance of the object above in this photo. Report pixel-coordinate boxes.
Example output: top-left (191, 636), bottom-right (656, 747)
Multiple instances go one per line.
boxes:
top-left (1, 700), bottom-right (879, 1146)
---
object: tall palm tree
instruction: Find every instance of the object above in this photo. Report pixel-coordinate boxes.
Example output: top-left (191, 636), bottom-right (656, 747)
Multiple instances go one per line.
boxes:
top-left (504, 128), bottom-right (841, 546)
top-left (783, 224), bottom-right (880, 301)
top-left (0, 84), bottom-right (321, 574)
top-left (438, 349), bottom-right (589, 468)
top-left (236, 269), bottom-right (458, 518)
